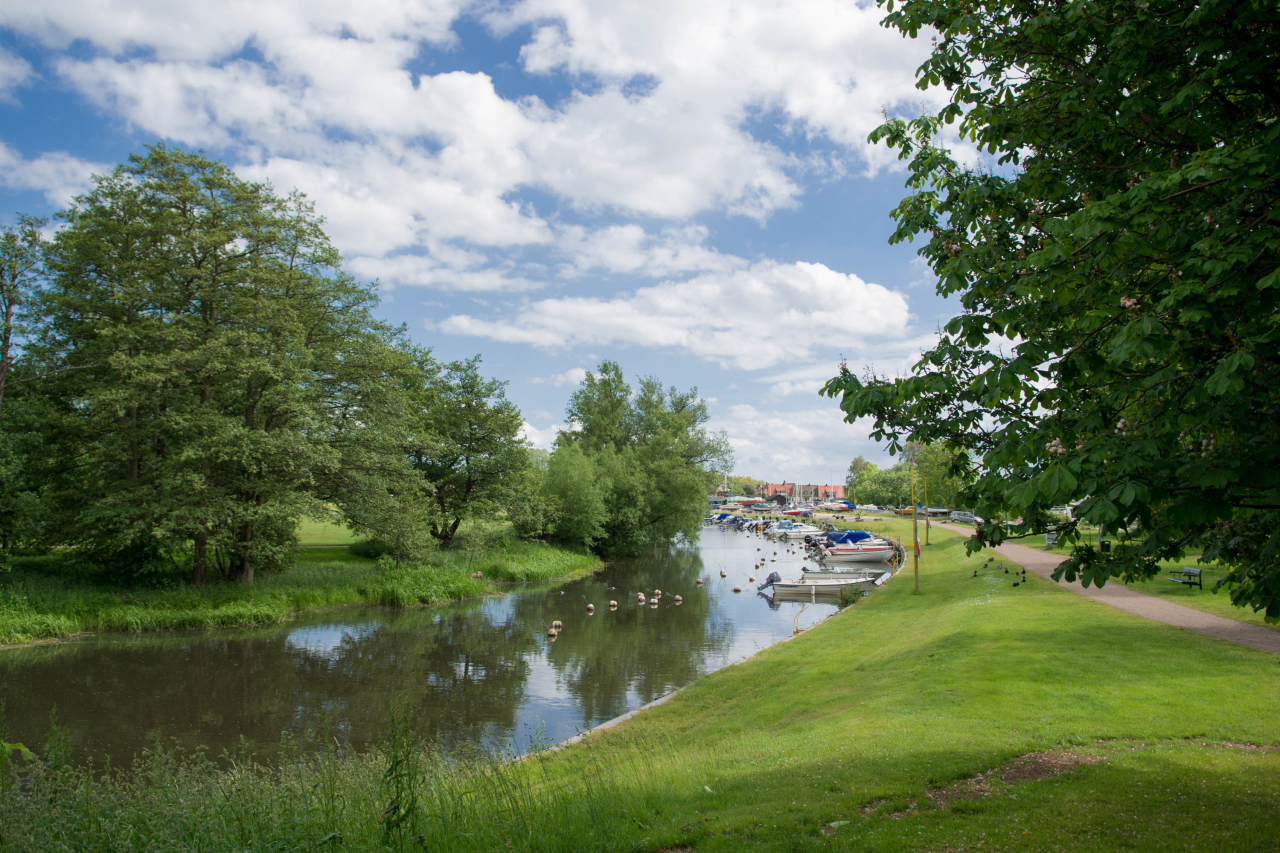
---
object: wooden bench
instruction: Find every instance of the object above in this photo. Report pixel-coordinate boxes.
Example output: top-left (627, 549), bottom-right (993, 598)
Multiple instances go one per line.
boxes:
top-left (1168, 567), bottom-right (1203, 590)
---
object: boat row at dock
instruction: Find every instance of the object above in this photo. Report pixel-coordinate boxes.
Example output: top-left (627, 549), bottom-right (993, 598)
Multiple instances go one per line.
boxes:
top-left (704, 513), bottom-right (906, 601)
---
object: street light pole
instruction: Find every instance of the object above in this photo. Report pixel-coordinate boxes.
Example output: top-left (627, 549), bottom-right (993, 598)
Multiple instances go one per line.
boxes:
top-left (923, 475), bottom-right (930, 546)
top-left (910, 454), bottom-right (919, 592)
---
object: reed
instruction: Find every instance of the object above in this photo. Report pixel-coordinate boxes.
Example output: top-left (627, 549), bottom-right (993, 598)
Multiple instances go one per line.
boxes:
top-left (0, 712), bottom-right (664, 853)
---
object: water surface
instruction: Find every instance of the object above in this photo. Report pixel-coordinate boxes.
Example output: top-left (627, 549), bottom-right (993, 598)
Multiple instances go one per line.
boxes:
top-left (0, 528), bottom-right (839, 765)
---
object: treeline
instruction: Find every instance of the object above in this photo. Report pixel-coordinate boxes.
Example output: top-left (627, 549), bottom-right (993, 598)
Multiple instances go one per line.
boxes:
top-left (0, 146), bottom-right (729, 585)
top-left (846, 443), bottom-right (964, 508)
top-left (508, 362), bottom-right (731, 555)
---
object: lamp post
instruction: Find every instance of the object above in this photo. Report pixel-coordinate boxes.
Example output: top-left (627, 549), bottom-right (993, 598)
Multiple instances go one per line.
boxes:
top-left (909, 452), bottom-right (919, 592)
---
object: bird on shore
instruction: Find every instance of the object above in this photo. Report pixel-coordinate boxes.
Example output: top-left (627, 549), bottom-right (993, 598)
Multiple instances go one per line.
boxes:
top-left (972, 570), bottom-right (978, 578)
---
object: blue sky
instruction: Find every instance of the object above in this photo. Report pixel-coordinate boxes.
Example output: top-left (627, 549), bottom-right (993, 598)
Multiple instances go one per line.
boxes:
top-left (0, 0), bottom-right (964, 483)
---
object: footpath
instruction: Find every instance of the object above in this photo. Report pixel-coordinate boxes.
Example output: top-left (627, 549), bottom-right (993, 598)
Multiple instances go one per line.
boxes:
top-left (934, 522), bottom-right (1280, 655)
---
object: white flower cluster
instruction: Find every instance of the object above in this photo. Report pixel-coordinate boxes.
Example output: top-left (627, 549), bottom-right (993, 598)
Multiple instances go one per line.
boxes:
top-left (1120, 296), bottom-right (1140, 311)
top-left (1047, 437), bottom-right (1068, 457)
top-left (1116, 418), bottom-right (1129, 433)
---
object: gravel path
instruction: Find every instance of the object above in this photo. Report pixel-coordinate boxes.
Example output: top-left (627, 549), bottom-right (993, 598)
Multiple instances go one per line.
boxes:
top-left (932, 522), bottom-right (1280, 655)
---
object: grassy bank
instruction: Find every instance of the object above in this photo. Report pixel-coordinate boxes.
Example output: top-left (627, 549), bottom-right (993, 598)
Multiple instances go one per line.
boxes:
top-left (3, 524), bottom-right (1277, 851)
top-left (0, 534), bottom-right (600, 647)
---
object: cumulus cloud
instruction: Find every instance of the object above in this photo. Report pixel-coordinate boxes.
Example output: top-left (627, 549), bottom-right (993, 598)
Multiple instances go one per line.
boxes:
top-left (529, 367), bottom-right (588, 387)
top-left (0, 0), bottom-right (948, 291)
top-left (437, 260), bottom-right (911, 370)
top-left (519, 421), bottom-right (563, 450)
top-left (0, 142), bottom-right (107, 206)
top-left (709, 403), bottom-right (888, 483)
top-left (0, 48), bottom-right (32, 102)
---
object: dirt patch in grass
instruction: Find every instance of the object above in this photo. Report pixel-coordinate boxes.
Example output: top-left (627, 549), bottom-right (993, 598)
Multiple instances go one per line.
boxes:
top-left (999, 750), bottom-right (1101, 783)
top-left (926, 749), bottom-right (1101, 810)
top-left (1211, 741), bottom-right (1280, 753)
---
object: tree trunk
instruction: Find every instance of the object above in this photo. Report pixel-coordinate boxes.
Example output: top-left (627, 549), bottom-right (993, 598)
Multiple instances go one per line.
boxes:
top-left (236, 519), bottom-right (254, 584)
top-left (192, 530), bottom-right (208, 586)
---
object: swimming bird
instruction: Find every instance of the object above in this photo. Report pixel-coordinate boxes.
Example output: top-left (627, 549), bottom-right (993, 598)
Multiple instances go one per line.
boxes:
top-left (749, 576), bottom-right (756, 582)
top-left (547, 627), bottom-right (558, 637)
top-left (654, 589), bottom-right (661, 597)
top-left (733, 586), bottom-right (742, 593)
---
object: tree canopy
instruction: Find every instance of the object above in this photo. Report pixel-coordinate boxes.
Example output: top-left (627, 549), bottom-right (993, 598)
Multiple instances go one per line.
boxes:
top-left (12, 145), bottom-right (421, 582)
top-left (548, 361), bottom-right (732, 556)
top-left (824, 0), bottom-right (1280, 616)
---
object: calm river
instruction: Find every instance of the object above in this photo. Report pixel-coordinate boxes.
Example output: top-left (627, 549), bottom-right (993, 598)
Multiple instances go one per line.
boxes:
top-left (0, 527), bottom-right (839, 765)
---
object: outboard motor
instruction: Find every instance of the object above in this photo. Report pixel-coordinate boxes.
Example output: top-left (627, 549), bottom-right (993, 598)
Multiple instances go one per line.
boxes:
top-left (757, 571), bottom-right (782, 591)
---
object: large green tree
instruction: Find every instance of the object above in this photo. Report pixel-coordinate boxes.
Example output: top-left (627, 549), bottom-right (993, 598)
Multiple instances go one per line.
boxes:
top-left (31, 145), bottom-right (416, 583)
top-left (0, 216), bottom-right (49, 559)
top-left (550, 361), bottom-right (732, 556)
top-left (410, 356), bottom-right (526, 547)
top-left (825, 0), bottom-right (1280, 616)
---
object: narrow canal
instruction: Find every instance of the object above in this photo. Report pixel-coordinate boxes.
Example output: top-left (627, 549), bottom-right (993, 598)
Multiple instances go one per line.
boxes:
top-left (0, 527), bottom-right (840, 766)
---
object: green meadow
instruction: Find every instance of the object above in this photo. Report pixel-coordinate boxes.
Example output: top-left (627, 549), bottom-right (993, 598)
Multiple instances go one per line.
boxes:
top-left (3, 522), bottom-right (1276, 852)
top-left (0, 521), bottom-right (600, 647)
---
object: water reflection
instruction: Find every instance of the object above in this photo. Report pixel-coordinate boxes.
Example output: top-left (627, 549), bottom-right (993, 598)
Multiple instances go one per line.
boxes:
top-left (0, 528), bottom-right (837, 765)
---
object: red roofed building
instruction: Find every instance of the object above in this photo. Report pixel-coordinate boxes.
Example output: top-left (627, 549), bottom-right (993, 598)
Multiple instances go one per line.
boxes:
top-left (756, 482), bottom-right (846, 501)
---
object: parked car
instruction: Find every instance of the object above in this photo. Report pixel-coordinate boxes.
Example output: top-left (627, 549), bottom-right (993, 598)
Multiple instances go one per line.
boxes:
top-left (949, 511), bottom-right (984, 524)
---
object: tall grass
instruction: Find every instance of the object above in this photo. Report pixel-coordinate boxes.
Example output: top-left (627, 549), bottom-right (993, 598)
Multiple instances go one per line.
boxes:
top-left (0, 535), bottom-right (601, 646)
top-left (0, 712), bottom-right (663, 853)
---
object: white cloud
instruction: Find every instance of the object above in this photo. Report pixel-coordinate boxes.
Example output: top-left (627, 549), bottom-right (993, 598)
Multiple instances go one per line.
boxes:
top-left (0, 142), bottom-right (107, 206)
top-left (436, 260), bottom-right (911, 370)
top-left (519, 421), bottom-right (563, 450)
top-left (0, 48), bottom-right (32, 102)
top-left (760, 336), bottom-right (938, 397)
top-left (529, 367), bottom-right (587, 387)
top-left (0, 0), bottom-right (947, 291)
top-left (709, 403), bottom-right (890, 483)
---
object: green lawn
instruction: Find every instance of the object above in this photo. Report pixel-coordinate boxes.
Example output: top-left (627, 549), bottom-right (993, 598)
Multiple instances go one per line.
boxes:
top-left (0, 525), bottom-right (600, 646)
top-left (297, 516), bottom-right (358, 546)
top-left (533, 522), bottom-right (1280, 852)
top-left (3, 523), bottom-right (1277, 852)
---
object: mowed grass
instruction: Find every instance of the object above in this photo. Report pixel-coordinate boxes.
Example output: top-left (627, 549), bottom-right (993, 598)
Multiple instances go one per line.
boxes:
top-left (297, 515), bottom-right (358, 546)
top-left (3, 523), bottom-right (1276, 852)
top-left (944, 523), bottom-right (1277, 632)
top-left (0, 530), bottom-right (600, 647)
top-left (531, 523), bottom-right (1280, 852)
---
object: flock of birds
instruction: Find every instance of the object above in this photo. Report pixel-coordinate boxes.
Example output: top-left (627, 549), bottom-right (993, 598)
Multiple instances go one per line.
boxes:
top-left (974, 556), bottom-right (1029, 586)
top-left (541, 587), bottom-right (691, 641)
top-left (539, 525), bottom-right (812, 642)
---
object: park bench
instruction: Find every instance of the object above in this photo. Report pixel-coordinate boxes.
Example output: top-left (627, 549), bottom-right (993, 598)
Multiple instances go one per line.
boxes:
top-left (1167, 567), bottom-right (1203, 591)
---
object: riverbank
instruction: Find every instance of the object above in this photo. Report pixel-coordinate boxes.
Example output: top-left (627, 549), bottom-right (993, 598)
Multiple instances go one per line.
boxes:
top-left (0, 539), bottom-right (601, 647)
top-left (3, 523), bottom-right (1276, 851)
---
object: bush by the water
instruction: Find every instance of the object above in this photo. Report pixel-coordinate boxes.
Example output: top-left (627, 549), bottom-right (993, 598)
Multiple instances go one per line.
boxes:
top-left (349, 539), bottom-right (397, 559)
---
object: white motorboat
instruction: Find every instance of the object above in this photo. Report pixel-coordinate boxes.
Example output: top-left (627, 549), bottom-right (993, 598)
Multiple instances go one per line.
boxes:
top-left (767, 521), bottom-right (823, 539)
top-left (802, 566), bottom-right (892, 581)
top-left (819, 540), bottom-right (897, 562)
top-left (768, 577), bottom-right (875, 598)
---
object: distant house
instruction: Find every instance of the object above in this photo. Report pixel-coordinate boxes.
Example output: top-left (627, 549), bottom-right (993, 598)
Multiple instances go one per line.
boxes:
top-left (756, 482), bottom-right (846, 502)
